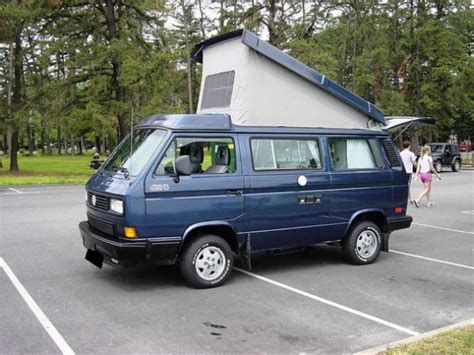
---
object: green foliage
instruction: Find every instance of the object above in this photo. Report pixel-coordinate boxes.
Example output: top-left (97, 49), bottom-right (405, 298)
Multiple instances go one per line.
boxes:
top-left (0, 0), bottom-right (472, 174)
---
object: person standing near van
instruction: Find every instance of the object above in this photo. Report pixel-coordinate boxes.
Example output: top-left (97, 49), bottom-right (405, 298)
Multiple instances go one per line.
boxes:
top-left (414, 145), bottom-right (441, 207)
top-left (399, 141), bottom-right (417, 203)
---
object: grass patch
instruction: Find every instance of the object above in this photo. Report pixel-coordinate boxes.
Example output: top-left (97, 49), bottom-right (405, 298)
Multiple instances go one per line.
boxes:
top-left (0, 153), bottom-right (101, 186)
top-left (385, 325), bottom-right (474, 355)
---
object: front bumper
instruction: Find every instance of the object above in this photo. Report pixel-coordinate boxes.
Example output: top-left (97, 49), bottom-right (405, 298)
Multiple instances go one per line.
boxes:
top-left (79, 221), bottom-right (180, 268)
top-left (388, 215), bottom-right (413, 232)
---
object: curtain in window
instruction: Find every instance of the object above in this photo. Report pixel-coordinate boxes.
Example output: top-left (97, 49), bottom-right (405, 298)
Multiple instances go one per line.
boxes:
top-left (347, 139), bottom-right (376, 169)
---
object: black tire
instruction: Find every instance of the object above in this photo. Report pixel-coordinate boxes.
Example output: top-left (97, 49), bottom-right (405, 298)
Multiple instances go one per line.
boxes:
top-left (180, 235), bottom-right (233, 289)
top-left (451, 159), bottom-right (461, 172)
top-left (343, 221), bottom-right (382, 265)
top-left (434, 160), bottom-right (443, 173)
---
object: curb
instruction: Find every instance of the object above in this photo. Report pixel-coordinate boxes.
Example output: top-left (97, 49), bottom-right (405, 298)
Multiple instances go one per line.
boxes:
top-left (355, 318), bottom-right (474, 354)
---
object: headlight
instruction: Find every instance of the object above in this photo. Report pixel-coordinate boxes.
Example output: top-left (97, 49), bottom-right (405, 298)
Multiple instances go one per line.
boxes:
top-left (110, 199), bottom-right (124, 215)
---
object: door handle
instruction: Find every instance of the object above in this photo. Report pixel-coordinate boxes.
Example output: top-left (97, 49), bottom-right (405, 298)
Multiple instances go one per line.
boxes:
top-left (227, 190), bottom-right (243, 196)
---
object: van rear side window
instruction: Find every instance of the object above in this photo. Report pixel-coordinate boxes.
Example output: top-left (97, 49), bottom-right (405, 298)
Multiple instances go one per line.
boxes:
top-left (251, 138), bottom-right (322, 171)
top-left (329, 138), bottom-right (378, 170)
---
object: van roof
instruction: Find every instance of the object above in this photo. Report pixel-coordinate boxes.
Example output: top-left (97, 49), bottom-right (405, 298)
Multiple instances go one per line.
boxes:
top-left (136, 114), bottom-right (387, 136)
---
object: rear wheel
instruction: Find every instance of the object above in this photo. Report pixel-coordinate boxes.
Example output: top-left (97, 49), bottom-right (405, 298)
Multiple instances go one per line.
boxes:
top-left (434, 160), bottom-right (443, 173)
top-left (451, 159), bottom-right (461, 172)
top-left (343, 221), bottom-right (382, 265)
top-left (180, 235), bottom-right (233, 289)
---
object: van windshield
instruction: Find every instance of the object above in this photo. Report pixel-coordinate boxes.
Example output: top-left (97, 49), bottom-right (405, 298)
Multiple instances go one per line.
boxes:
top-left (102, 129), bottom-right (167, 176)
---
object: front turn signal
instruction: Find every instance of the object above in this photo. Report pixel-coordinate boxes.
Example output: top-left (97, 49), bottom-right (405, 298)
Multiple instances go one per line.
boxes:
top-left (124, 227), bottom-right (137, 239)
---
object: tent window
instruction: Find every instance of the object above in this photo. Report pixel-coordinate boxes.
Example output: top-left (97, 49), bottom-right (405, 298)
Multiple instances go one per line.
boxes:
top-left (200, 71), bottom-right (235, 109)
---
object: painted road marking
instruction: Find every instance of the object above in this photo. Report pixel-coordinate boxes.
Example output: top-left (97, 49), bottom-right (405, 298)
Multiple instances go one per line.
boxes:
top-left (235, 267), bottom-right (420, 336)
top-left (3, 187), bottom-right (40, 195)
top-left (412, 222), bottom-right (473, 235)
top-left (0, 258), bottom-right (75, 355)
top-left (462, 210), bottom-right (474, 215)
top-left (3, 191), bottom-right (41, 195)
top-left (391, 250), bottom-right (474, 270)
top-left (8, 187), bottom-right (23, 193)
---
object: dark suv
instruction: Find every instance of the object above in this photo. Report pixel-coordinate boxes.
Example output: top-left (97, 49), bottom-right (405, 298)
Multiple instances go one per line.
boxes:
top-left (427, 143), bottom-right (462, 172)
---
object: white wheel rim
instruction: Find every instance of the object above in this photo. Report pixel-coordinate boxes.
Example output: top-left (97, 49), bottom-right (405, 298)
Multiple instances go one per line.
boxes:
top-left (455, 161), bottom-right (460, 169)
top-left (195, 246), bottom-right (226, 281)
top-left (356, 230), bottom-right (378, 258)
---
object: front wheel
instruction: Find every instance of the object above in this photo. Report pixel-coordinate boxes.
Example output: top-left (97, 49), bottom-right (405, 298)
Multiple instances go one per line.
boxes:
top-left (343, 221), bottom-right (382, 265)
top-left (434, 160), bottom-right (443, 173)
top-left (451, 159), bottom-right (461, 172)
top-left (180, 235), bottom-right (234, 289)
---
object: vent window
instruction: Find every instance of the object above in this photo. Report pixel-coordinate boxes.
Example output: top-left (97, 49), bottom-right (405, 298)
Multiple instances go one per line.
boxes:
top-left (383, 138), bottom-right (401, 166)
top-left (200, 71), bottom-right (235, 109)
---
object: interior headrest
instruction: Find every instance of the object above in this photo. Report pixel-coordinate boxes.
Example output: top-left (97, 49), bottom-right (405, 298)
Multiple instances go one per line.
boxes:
top-left (189, 145), bottom-right (204, 164)
top-left (215, 146), bottom-right (230, 165)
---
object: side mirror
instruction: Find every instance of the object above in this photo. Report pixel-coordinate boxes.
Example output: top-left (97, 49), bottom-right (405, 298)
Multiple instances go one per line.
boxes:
top-left (173, 155), bottom-right (193, 182)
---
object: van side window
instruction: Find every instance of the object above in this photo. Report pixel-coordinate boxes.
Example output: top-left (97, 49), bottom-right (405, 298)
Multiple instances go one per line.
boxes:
top-left (329, 138), bottom-right (377, 170)
top-left (155, 137), bottom-right (236, 175)
top-left (251, 138), bottom-right (322, 171)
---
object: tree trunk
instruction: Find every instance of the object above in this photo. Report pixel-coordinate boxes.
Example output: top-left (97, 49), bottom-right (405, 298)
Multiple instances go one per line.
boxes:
top-left (27, 110), bottom-right (33, 153)
top-left (2, 134), bottom-right (8, 154)
top-left (57, 126), bottom-right (62, 155)
top-left (80, 135), bottom-right (85, 154)
top-left (100, 0), bottom-right (127, 139)
top-left (9, 130), bottom-right (19, 171)
top-left (181, 0), bottom-right (194, 113)
top-left (9, 22), bottom-right (24, 172)
top-left (63, 126), bottom-right (68, 155)
top-left (70, 133), bottom-right (75, 155)
top-left (40, 127), bottom-right (45, 154)
top-left (95, 136), bottom-right (102, 155)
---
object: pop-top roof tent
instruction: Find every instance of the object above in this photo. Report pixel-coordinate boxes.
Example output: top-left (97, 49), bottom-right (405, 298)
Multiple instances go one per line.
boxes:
top-left (192, 29), bottom-right (385, 129)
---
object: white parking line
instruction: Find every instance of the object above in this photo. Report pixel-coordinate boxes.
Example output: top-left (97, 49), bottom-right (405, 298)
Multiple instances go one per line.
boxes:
top-left (0, 258), bottom-right (75, 355)
top-left (234, 267), bottom-right (420, 336)
top-left (462, 210), bottom-right (474, 215)
top-left (3, 191), bottom-right (41, 195)
top-left (8, 187), bottom-right (23, 193)
top-left (412, 222), bottom-right (473, 235)
top-left (390, 250), bottom-right (474, 270)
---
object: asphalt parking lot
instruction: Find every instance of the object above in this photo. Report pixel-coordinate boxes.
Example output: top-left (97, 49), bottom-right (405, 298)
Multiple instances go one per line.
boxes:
top-left (1, 170), bottom-right (473, 354)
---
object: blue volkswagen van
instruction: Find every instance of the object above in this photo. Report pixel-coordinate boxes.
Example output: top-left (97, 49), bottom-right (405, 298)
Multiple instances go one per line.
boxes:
top-left (79, 114), bottom-right (412, 288)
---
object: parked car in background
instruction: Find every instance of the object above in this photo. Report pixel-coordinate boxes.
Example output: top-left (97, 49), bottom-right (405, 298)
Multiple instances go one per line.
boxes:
top-left (427, 143), bottom-right (462, 172)
top-left (459, 140), bottom-right (472, 152)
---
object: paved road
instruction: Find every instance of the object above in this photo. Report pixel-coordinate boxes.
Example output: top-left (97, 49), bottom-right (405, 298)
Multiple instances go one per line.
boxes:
top-left (0, 170), bottom-right (472, 354)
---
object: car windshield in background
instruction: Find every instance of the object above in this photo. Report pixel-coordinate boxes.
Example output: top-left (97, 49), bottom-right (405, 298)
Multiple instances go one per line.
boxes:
top-left (103, 129), bottom-right (167, 176)
top-left (428, 144), bottom-right (444, 153)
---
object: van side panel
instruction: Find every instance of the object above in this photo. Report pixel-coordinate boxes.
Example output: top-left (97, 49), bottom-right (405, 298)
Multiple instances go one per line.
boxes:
top-left (239, 134), bottom-right (341, 251)
top-left (329, 137), bottom-right (395, 228)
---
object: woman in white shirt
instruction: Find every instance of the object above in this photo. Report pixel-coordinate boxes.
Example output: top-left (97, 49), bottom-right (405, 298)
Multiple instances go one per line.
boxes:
top-left (414, 145), bottom-right (441, 207)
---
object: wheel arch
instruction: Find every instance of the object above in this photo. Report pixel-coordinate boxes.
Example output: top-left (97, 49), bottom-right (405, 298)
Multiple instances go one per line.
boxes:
top-left (344, 209), bottom-right (390, 248)
top-left (451, 156), bottom-right (461, 165)
top-left (180, 221), bottom-right (240, 255)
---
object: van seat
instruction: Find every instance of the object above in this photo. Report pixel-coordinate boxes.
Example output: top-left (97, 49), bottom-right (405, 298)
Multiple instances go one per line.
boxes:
top-left (205, 146), bottom-right (230, 174)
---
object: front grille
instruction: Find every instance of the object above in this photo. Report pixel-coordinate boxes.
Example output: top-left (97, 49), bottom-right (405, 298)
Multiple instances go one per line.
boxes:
top-left (87, 191), bottom-right (110, 211)
top-left (382, 138), bottom-right (402, 167)
top-left (88, 213), bottom-right (115, 236)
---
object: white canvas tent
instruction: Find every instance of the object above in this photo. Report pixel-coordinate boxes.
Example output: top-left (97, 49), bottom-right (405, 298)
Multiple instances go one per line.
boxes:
top-left (192, 29), bottom-right (385, 129)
